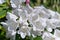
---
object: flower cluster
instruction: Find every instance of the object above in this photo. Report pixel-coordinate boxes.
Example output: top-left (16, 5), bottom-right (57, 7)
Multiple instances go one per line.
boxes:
top-left (1, 0), bottom-right (60, 40)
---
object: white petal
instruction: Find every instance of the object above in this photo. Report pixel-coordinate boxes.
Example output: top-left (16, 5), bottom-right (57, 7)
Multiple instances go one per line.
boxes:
top-left (20, 32), bottom-right (26, 38)
top-left (1, 22), bottom-right (8, 30)
top-left (55, 37), bottom-right (60, 40)
top-left (7, 19), bottom-right (18, 31)
top-left (42, 32), bottom-right (55, 40)
top-left (6, 12), bottom-right (18, 22)
top-left (17, 9), bottom-right (28, 20)
top-left (23, 21), bottom-right (28, 26)
top-left (33, 26), bottom-right (36, 31)
top-left (11, 3), bottom-right (17, 8)
top-left (12, 9), bottom-right (19, 16)
top-left (32, 18), bottom-right (46, 31)
top-left (11, 31), bottom-right (16, 36)
top-left (54, 29), bottom-right (60, 37)
top-left (32, 34), bottom-right (36, 38)
top-left (46, 27), bottom-right (52, 32)
top-left (10, 0), bottom-right (25, 7)
top-left (1, 22), bottom-right (8, 26)
top-left (29, 13), bottom-right (39, 22)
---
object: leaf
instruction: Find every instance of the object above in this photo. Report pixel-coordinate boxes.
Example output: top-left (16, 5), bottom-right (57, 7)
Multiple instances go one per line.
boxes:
top-left (33, 36), bottom-right (42, 40)
top-left (0, 9), bottom-right (6, 19)
top-left (0, 2), bottom-right (7, 19)
top-left (0, 0), bottom-right (12, 19)
top-left (0, 25), bottom-right (2, 29)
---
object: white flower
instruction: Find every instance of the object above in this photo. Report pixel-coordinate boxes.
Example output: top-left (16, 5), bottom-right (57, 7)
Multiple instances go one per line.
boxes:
top-left (17, 9), bottom-right (28, 20)
top-left (54, 29), bottom-right (60, 38)
top-left (31, 29), bottom-right (42, 37)
top-left (1, 11), bottom-right (31, 39)
top-left (12, 9), bottom-right (28, 21)
top-left (12, 9), bottom-right (20, 16)
top-left (18, 26), bottom-right (32, 38)
top-left (6, 30), bottom-right (16, 38)
top-left (39, 10), bottom-right (51, 18)
top-left (46, 19), bottom-right (60, 29)
top-left (46, 27), bottom-right (52, 32)
top-left (48, 9), bottom-right (60, 19)
top-left (6, 12), bottom-right (18, 22)
top-left (31, 18), bottom-right (47, 31)
top-left (29, 13), bottom-right (39, 22)
top-left (42, 32), bottom-right (55, 40)
top-left (42, 29), bottom-right (60, 40)
top-left (0, 0), bottom-right (5, 4)
top-left (54, 29), bottom-right (60, 40)
top-left (7, 19), bottom-right (18, 31)
top-left (24, 4), bottom-right (33, 14)
top-left (11, 3), bottom-right (17, 8)
top-left (6, 12), bottom-right (18, 31)
top-left (1, 22), bottom-right (16, 39)
top-left (2, 19), bottom-right (18, 38)
top-left (6, 30), bottom-right (16, 40)
top-left (1, 12), bottom-right (19, 38)
top-left (10, 0), bottom-right (26, 7)
top-left (34, 6), bottom-right (51, 18)
top-left (1, 3), bottom-right (60, 40)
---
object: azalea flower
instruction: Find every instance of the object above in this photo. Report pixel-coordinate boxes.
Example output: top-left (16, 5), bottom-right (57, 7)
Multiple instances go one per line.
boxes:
top-left (31, 29), bottom-right (42, 38)
top-left (1, 12), bottom-right (18, 36)
top-left (17, 9), bottom-right (28, 21)
top-left (12, 8), bottom-right (28, 21)
top-left (48, 9), bottom-right (60, 19)
top-left (1, 21), bottom-right (16, 40)
top-left (46, 19), bottom-right (60, 29)
top-left (1, 12), bottom-right (31, 39)
top-left (34, 5), bottom-right (51, 19)
top-left (42, 32), bottom-right (55, 40)
top-left (54, 29), bottom-right (60, 40)
top-left (42, 29), bottom-right (60, 40)
top-left (1, 0), bottom-right (60, 39)
top-left (18, 26), bottom-right (32, 38)
top-left (6, 12), bottom-right (18, 22)
top-left (30, 17), bottom-right (47, 31)
top-left (29, 13), bottom-right (39, 22)
top-left (10, 0), bottom-right (26, 8)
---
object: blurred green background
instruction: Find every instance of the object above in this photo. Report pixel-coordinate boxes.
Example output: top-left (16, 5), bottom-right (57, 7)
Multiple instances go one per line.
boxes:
top-left (30, 0), bottom-right (60, 13)
top-left (0, 0), bottom-right (60, 40)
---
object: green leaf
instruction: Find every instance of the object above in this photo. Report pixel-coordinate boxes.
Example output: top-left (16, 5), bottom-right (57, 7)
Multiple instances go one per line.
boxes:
top-left (0, 2), bottom-right (7, 19)
top-left (0, 25), bottom-right (2, 29)
top-left (0, 9), bottom-right (6, 19)
top-left (33, 36), bottom-right (42, 40)
top-left (0, 0), bottom-right (12, 19)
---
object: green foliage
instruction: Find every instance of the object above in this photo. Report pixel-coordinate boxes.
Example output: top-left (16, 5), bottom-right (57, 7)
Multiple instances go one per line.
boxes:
top-left (0, 0), bottom-right (12, 19)
top-left (0, 25), bottom-right (9, 40)
top-left (30, 0), bottom-right (60, 13)
top-left (33, 36), bottom-right (42, 40)
top-left (0, 3), bottom-right (7, 19)
top-left (0, 8), bottom-right (6, 19)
